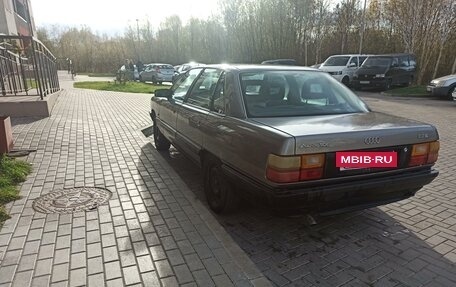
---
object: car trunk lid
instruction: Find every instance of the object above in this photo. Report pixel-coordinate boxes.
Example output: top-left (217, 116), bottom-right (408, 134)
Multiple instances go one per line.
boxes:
top-left (250, 112), bottom-right (438, 155)
top-left (252, 112), bottom-right (438, 178)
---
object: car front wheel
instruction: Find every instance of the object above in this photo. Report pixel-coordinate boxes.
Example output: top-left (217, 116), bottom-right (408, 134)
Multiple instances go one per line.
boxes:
top-left (384, 79), bottom-right (392, 91)
top-left (447, 86), bottom-right (455, 100)
top-left (204, 157), bottom-right (239, 214)
top-left (153, 121), bottom-right (171, 151)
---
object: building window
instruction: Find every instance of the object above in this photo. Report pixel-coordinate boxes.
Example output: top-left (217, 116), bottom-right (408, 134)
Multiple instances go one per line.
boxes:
top-left (13, 0), bottom-right (29, 21)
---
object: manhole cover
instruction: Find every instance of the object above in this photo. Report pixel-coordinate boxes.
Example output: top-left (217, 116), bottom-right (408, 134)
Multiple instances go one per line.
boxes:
top-left (32, 187), bottom-right (112, 214)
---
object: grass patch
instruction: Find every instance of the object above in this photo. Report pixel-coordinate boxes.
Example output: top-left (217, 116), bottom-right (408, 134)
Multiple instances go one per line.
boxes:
top-left (0, 156), bottom-right (32, 224)
top-left (387, 85), bottom-right (429, 96)
top-left (74, 81), bottom-right (162, 94)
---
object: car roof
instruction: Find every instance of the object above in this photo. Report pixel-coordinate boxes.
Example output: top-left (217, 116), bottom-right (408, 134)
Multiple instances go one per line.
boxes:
top-left (327, 54), bottom-right (373, 57)
top-left (200, 64), bottom-right (320, 72)
top-left (369, 53), bottom-right (414, 57)
top-left (146, 63), bottom-right (173, 66)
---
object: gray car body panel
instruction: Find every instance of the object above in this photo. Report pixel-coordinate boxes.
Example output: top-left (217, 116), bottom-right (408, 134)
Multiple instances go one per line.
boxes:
top-left (151, 64), bottom-right (438, 190)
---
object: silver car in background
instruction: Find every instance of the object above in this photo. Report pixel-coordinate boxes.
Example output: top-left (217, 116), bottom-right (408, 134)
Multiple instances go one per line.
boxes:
top-left (139, 63), bottom-right (174, 84)
top-left (427, 74), bottom-right (456, 100)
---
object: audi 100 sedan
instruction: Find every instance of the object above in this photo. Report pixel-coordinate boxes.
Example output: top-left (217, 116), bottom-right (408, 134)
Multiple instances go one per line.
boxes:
top-left (149, 65), bottom-right (439, 214)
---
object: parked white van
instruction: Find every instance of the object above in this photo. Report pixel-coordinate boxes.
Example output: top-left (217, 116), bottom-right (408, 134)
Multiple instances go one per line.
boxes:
top-left (319, 54), bottom-right (371, 86)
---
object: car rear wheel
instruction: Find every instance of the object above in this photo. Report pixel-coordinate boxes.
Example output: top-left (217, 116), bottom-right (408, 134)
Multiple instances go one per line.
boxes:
top-left (153, 121), bottom-right (171, 151)
top-left (204, 157), bottom-right (239, 214)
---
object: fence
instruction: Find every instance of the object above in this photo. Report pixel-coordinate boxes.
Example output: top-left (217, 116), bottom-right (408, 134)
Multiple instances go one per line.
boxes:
top-left (0, 35), bottom-right (59, 100)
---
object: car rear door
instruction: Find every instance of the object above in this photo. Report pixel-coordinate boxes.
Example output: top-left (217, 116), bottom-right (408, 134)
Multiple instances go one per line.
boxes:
top-left (175, 68), bottom-right (223, 163)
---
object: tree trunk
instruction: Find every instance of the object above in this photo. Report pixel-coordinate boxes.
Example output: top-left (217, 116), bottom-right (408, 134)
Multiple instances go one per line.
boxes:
top-left (452, 56), bottom-right (456, 74)
top-left (432, 46), bottom-right (443, 80)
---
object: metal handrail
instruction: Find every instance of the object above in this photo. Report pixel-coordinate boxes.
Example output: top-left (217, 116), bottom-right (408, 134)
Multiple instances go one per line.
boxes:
top-left (0, 35), bottom-right (59, 99)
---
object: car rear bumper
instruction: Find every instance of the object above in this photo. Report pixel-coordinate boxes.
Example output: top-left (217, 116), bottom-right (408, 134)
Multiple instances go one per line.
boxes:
top-left (222, 165), bottom-right (438, 214)
top-left (156, 74), bottom-right (173, 82)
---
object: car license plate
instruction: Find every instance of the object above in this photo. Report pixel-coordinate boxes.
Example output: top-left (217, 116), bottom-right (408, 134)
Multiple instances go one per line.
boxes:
top-left (336, 151), bottom-right (397, 168)
top-left (360, 81), bottom-right (369, 84)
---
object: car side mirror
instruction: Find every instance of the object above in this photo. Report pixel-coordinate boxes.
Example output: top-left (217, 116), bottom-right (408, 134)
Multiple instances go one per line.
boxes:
top-left (349, 62), bottom-right (356, 68)
top-left (154, 89), bottom-right (173, 99)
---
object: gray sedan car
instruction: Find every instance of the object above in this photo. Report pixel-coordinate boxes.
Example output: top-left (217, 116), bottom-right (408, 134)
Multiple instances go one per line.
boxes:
top-left (140, 63), bottom-right (174, 84)
top-left (150, 65), bottom-right (439, 214)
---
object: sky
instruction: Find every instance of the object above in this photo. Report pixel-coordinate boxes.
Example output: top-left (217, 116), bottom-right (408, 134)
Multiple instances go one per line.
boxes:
top-left (31, 0), bottom-right (221, 35)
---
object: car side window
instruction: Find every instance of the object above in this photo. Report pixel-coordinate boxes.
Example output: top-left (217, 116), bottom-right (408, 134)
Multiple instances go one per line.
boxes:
top-left (212, 73), bottom-right (225, 114)
top-left (186, 69), bottom-right (222, 109)
top-left (359, 56), bottom-right (367, 65)
top-left (349, 57), bottom-right (358, 67)
top-left (172, 68), bottom-right (202, 101)
top-left (400, 56), bottom-right (409, 67)
top-left (391, 58), bottom-right (399, 67)
top-left (409, 56), bottom-right (416, 68)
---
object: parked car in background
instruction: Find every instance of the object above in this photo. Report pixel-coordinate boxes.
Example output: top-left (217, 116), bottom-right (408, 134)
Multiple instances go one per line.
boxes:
top-left (118, 65), bottom-right (140, 81)
top-left (427, 74), bottom-right (456, 100)
top-left (352, 53), bottom-right (416, 90)
top-left (140, 63), bottom-right (174, 84)
top-left (261, 59), bottom-right (297, 65)
top-left (173, 62), bottom-right (204, 83)
top-left (318, 54), bottom-right (370, 86)
top-left (150, 64), bottom-right (439, 214)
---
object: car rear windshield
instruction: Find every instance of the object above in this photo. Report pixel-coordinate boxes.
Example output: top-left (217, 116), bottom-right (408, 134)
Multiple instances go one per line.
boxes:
top-left (240, 71), bottom-right (369, 117)
top-left (362, 57), bottom-right (391, 68)
top-left (323, 56), bottom-right (350, 66)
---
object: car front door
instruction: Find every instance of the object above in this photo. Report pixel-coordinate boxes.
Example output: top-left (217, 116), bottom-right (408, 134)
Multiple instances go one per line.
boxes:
top-left (157, 68), bottom-right (203, 143)
top-left (175, 68), bottom-right (223, 163)
top-left (347, 56), bottom-right (359, 80)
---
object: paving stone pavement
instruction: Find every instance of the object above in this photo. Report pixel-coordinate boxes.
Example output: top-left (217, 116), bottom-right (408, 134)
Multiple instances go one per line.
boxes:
top-left (155, 93), bottom-right (456, 286)
top-left (0, 73), bottom-right (270, 287)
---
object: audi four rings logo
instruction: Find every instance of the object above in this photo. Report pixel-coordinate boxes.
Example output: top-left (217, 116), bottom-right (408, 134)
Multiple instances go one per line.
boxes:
top-left (364, 137), bottom-right (381, 145)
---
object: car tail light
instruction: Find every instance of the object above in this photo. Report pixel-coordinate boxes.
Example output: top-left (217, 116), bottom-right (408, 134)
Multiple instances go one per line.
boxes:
top-left (427, 141), bottom-right (439, 164)
top-left (266, 154), bottom-right (325, 183)
top-left (409, 141), bottom-right (439, 166)
top-left (266, 155), bottom-right (301, 183)
top-left (300, 154), bottom-right (325, 180)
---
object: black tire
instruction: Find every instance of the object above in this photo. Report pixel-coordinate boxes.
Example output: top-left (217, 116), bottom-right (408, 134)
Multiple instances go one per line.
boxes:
top-left (159, 81), bottom-right (163, 85)
top-left (153, 120), bottom-right (171, 151)
top-left (404, 76), bottom-right (413, 87)
top-left (447, 86), bottom-right (455, 101)
top-left (203, 157), bottom-right (239, 214)
top-left (384, 79), bottom-right (392, 91)
top-left (342, 76), bottom-right (350, 86)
